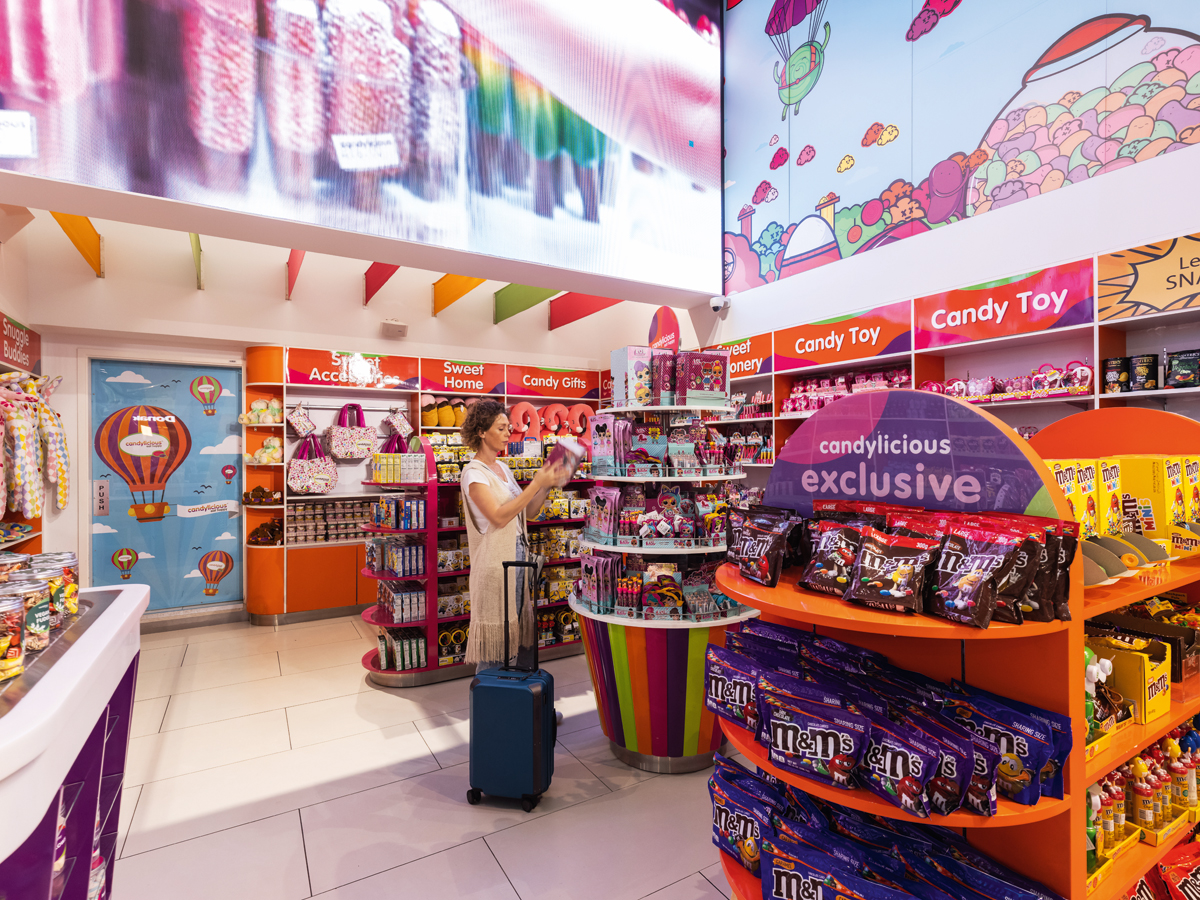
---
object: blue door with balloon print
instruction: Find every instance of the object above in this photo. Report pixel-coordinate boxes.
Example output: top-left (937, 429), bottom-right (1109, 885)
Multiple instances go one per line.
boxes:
top-left (90, 360), bottom-right (243, 611)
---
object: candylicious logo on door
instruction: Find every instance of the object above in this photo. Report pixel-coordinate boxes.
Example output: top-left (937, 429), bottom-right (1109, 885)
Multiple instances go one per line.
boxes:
top-left (766, 390), bottom-right (1056, 518)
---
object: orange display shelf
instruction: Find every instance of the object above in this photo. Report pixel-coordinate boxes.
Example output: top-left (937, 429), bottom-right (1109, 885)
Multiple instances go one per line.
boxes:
top-left (716, 566), bottom-right (1068, 640)
top-left (1091, 821), bottom-right (1193, 900)
top-left (1085, 695), bottom-right (1200, 784)
top-left (1082, 558), bottom-right (1200, 619)
top-left (721, 720), bottom-right (1069, 829)
top-left (718, 852), bottom-right (759, 900)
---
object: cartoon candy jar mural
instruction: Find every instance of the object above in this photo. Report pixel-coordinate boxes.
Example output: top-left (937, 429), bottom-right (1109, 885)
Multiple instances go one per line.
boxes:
top-left (967, 15), bottom-right (1200, 219)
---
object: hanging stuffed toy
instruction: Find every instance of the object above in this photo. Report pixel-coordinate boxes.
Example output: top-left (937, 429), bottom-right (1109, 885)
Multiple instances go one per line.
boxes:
top-left (541, 403), bottom-right (569, 433)
top-left (567, 404), bottom-right (594, 436)
top-left (508, 401), bottom-right (539, 442)
top-left (20, 376), bottom-right (69, 510)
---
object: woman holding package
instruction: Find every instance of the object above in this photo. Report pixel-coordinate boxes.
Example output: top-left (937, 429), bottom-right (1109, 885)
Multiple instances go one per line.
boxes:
top-left (460, 400), bottom-right (567, 670)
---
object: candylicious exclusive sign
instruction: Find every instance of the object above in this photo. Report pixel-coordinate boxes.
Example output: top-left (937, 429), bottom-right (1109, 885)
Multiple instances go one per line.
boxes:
top-left (766, 390), bottom-right (1056, 518)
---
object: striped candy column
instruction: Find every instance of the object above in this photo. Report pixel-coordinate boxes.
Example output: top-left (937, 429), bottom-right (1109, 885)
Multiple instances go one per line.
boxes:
top-left (578, 615), bottom-right (732, 773)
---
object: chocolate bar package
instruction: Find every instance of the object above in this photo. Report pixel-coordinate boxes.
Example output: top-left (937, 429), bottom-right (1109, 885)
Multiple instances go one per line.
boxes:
top-left (939, 690), bottom-right (1051, 806)
top-left (708, 773), bottom-right (770, 875)
top-left (759, 689), bottom-right (870, 790)
top-left (900, 710), bottom-right (974, 816)
top-left (1054, 522), bottom-right (1078, 621)
top-left (712, 753), bottom-right (789, 814)
top-left (845, 527), bottom-right (941, 614)
top-left (724, 632), bottom-right (803, 678)
top-left (801, 521), bottom-right (865, 596)
top-left (735, 508), bottom-right (797, 588)
top-left (770, 816), bottom-right (908, 889)
top-left (858, 709), bottom-right (941, 818)
top-left (927, 526), bottom-right (1017, 629)
top-left (742, 617), bottom-right (814, 654)
top-left (931, 856), bottom-right (1047, 900)
top-left (704, 644), bottom-right (765, 735)
top-left (760, 838), bottom-right (917, 900)
top-left (926, 828), bottom-right (1067, 900)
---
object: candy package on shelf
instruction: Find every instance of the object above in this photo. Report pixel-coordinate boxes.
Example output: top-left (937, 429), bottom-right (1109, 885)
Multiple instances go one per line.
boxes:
top-left (919, 361), bottom-right (1093, 405)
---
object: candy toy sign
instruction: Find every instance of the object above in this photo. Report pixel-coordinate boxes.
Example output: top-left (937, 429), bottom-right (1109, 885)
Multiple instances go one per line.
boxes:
top-left (773, 301), bottom-right (910, 371)
top-left (767, 390), bottom-right (1057, 518)
top-left (914, 259), bottom-right (1094, 350)
top-left (704, 332), bottom-right (772, 378)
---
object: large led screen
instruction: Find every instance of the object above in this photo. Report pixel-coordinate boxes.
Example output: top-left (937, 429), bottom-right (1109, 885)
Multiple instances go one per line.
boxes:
top-left (0, 0), bottom-right (722, 292)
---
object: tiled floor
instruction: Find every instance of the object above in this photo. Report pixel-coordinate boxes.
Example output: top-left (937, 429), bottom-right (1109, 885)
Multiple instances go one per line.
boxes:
top-left (115, 616), bottom-right (734, 900)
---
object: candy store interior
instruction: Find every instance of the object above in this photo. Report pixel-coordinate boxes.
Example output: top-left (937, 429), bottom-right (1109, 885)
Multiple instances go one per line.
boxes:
top-left (7, 1), bottom-right (1200, 899)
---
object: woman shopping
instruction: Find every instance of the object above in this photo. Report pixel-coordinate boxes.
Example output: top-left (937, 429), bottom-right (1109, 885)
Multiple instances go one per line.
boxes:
top-left (460, 400), bottom-right (567, 669)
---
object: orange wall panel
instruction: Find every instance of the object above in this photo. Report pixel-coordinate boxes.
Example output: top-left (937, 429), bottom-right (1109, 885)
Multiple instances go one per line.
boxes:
top-left (286, 545), bottom-right (358, 612)
top-left (245, 546), bottom-right (285, 616)
top-left (247, 346), bottom-right (284, 383)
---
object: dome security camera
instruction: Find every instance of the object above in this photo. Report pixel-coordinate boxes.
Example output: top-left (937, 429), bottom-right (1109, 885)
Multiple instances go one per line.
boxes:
top-left (710, 296), bottom-right (730, 313)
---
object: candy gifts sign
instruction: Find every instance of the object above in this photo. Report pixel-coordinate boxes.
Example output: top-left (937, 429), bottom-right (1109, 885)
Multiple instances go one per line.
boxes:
top-left (914, 259), bottom-right (1094, 350)
top-left (285, 348), bottom-right (418, 390)
top-left (504, 365), bottom-right (599, 399)
top-left (420, 358), bottom-right (505, 394)
top-left (704, 332), bottom-right (772, 378)
top-left (773, 301), bottom-right (910, 371)
top-left (766, 390), bottom-right (1059, 519)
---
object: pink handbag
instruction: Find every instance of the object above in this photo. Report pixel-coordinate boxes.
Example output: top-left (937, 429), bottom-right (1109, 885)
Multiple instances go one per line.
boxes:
top-left (326, 403), bottom-right (376, 458)
top-left (287, 435), bottom-right (338, 494)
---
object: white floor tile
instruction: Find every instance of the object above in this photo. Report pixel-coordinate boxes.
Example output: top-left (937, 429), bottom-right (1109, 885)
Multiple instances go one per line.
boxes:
top-left (310, 839), bottom-right (517, 900)
top-left (126, 710), bottom-right (292, 787)
top-left (557, 724), bottom-right (659, 791)
top-left (644, 873), bottom-right (728, 900)
top-left (556, 684), bottom-right (601, 737)
top-left (117, 785), bottom-right (141, 859)
top-left (115, 811), bottom-right (310, 900)
top-left (160, 663), bottom-right (372, 732)
top-left (123, 721), bottom-right (437, 857)
top-left (287, 686), bottom-right (462, 749)
top-left (350, 616), bottom-right (378, 641)
top-left (181, 620), bottom-right (360, 666)
top-left (540, 652), bottom-right (592, 687)
top-left (412, 709), bottom-right (471, 768)
top-left (278, 637), bottom-right (376, 676)
top-left (139, 621), bottom-right (255, 650)
top-left (300, 751), bottom-right (609, 895)
top-left (486, 768), bottom-right (716, 900)
top-left (130, 697), bottom-right (169, 738)
top-left (699, 862), bottom-right (732, 900)
top-left (137, 645), bottom-right (186, 672)
top-left (276, 615), bottom-right (358, 633)
top-left (136, 652), bottom-right (280, 701)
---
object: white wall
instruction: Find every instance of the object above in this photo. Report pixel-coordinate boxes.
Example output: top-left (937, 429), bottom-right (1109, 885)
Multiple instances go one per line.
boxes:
top-left (0, 228), bottom-right (29, 323)
top-left (697, 146), bottom-right (1200, 348)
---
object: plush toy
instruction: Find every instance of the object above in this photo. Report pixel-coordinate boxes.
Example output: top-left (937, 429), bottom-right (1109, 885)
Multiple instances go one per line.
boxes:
top-left (451, 398), bottom-right (466, 427)
top-left (238, 398), bottom-right (285, 425)
top-left (244, 435), bottom-right (284, 465)
top-left (420, 394), bottom-right (437, 427)
top-left (21, 376), bottom-right (69, 510)
top-left (0, 374), bottom-right (41, 518)
top-left (541, 403), bottom-right (569, 433)
top-left (567, 404), bottom-right (594, 436)
top-left (436, 396), bottom-right (454, 427)
top-left (509, 401), bottom-right (539, 441)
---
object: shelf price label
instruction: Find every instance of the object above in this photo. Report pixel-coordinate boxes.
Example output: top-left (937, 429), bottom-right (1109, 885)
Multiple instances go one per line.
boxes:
top-left (420, 358), bottom-right (505, 394)
top-left (503, 365), bottom-right (598, 399)
top-left (773, 300), bottom-right (910, 372)
top-left (704, 332), bottom-right (772, 378)
top-left (1099, 230), bottom-right (1200, 321)
top-left (285, 348), bottom-right (418, 390)
top-left (914, 258), bottom-right (1094, 350)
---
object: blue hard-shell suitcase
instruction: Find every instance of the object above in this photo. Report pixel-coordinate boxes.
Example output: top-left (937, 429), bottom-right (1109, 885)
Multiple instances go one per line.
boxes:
top-left (467, 560), bottom-right (556, 811)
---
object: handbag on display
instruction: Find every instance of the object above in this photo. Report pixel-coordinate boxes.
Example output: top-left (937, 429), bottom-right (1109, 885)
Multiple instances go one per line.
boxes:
top-left (287, 435), bottom-right (338, 494)
top-left (286, 401), bottom-right (317, 437)
top-left (380, 433), bottom-right (404, 453)
top-left (327, 403), bottom-right (376, 458)
top-left (384, 408), bottom-right (414, 439)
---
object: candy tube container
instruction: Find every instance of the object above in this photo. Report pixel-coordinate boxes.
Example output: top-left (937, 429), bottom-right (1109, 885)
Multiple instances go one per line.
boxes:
top-left (1132, 758), bottom-right (1155, 829)
top-left (181, 0), bottom-right (258, 190)
top-left (1099, 786), bottom-right (1115, 851)
top-left (263, 0), bottom-right (324, 199)
top-left (408, 0), bottom-right (465, 201)
top-left (324, 0), bottom-right (412, 211)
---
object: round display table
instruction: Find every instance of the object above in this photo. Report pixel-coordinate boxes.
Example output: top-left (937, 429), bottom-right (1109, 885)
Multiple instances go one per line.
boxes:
top-left (569, 597), bottom-right (759, 773)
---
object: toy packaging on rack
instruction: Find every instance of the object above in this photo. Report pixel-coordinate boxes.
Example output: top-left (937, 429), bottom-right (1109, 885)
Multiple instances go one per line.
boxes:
top-left (576, 552), bottom-right (746, 622)
top-left (377, 627), bottom-right (428, 672)
top-left (781, 366), bottom-right (910, 417)
top-left (587, 411), bottom-right (741, 479)
top-left (705, 623), bottom-right (1071, 816)
top-left (606, 346), bottom-right (732, 409)
top-left (920, 362), bottom-right (1093, 405)
top-left (584, 482), bottom-right (730, 551)
top-left (728, 499), bottom-right (1077, 628)
top-left (376, 580), bottom-right (427, 624)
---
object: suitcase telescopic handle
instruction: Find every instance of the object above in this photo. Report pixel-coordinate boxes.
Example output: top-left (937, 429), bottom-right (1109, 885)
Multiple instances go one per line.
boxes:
top-left (502, 561), bottom-right (539, 673)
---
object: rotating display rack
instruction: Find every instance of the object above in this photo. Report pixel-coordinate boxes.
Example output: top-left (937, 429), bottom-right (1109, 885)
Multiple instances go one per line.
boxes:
top-left (578, 403), bottom-right (754, 772)
top-left (713, 389), bottom-right (1084, 899)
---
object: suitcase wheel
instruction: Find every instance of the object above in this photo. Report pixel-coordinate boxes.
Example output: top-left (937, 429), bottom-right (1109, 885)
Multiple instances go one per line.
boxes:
top-left (521, 794), bottom-right (539, 813)
top-left (467, 789), bottom-right (482, 806)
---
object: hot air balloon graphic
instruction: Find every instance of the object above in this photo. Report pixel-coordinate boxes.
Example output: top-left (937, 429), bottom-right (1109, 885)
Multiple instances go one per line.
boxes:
top-left (767, 0), bottom-right (831, 119)
top-left (221, 465), bottom-right (238, 485)
top-left (111, 548), bottom-right (138, 579)
top-left (197, 550), bottom-right (234, 596)
top-left (94, 406), bottom-right (192, 523)
top-left (189, 375), bottom-right (222, 416)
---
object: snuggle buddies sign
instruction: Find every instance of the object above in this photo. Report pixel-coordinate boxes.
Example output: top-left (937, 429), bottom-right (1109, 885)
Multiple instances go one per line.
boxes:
top-left (766, 390), bottom-right (1057, 518)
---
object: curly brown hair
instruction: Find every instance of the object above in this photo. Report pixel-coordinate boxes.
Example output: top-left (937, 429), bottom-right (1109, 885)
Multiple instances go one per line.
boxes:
top-left (461, 399), bottom-right (507, 451)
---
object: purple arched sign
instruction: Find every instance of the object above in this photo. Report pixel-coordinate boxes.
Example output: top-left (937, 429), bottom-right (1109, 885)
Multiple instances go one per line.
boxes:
top-left (766, 390), bottom-right (1057, 518)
